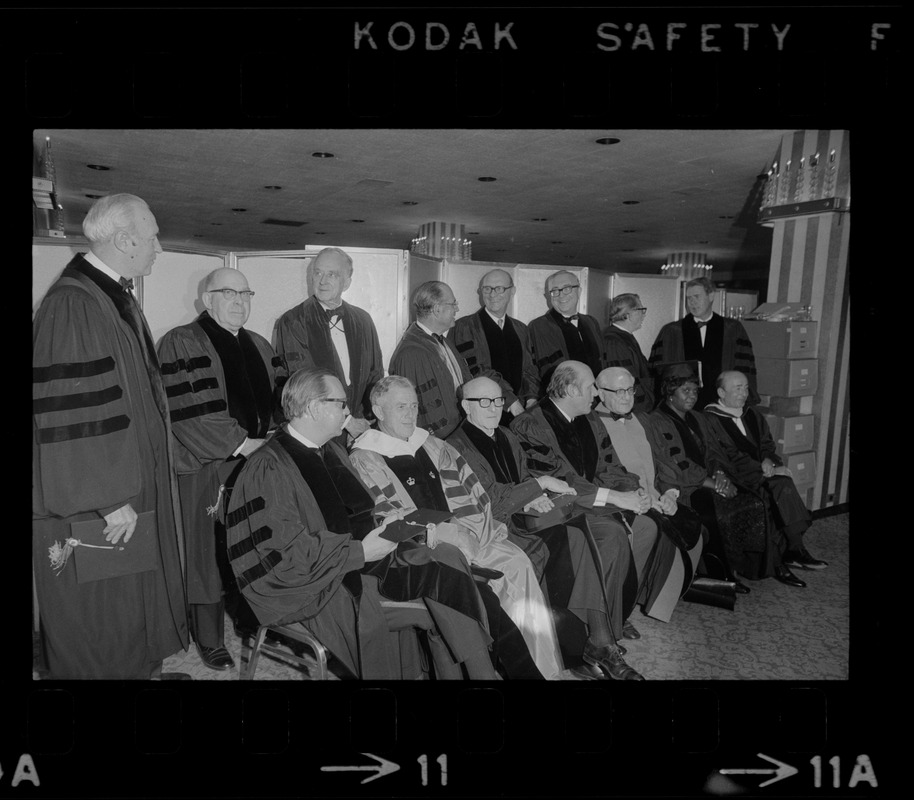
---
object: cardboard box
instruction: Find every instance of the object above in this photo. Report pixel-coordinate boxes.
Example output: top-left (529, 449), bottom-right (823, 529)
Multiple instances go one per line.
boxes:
top-left (784, 451), bottom-right (817, 489)
top-left (746, 301), bottom-right (808, 321)
top-left (743, 320), bottom-right (818, 359)
top-left (764, 413), bottom-right (815, 455)
top-left (32, 177), bottom-right (54, 193)
top-left (756, 358), bottom-right (818, 397)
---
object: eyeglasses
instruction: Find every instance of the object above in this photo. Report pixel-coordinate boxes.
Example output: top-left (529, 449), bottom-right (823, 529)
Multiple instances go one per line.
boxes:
top-left (464, 396), bottom-right (506, 408)
top-left (481, 285), bottom-right (513, 296)
top-left (319, 397), bottom-right (349, 408)
top-left (438, 301), bottom-right (459, 309)
top-left (596, 385), bottom-right (636, 397)
top-left (206, 288), bottom-right (255, 300)
top-left (634, 307), bottom-right (647, 313)
top-left (548, 284), bottom-right (580, 298)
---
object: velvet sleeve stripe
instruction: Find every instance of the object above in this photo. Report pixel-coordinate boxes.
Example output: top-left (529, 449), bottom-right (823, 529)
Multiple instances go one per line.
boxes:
top-left (35, 414), bottom-right (130, 445)
top-left (535, 350), bottom-right (563, 368)
top-left (33, 384), bottom-right (123, 414)
top-left (526, 457), bottom-right (554, 472)
top-left (164, 377), bottom-right (220, 398)
top-left (225, 496), bottom-right (267, 529)
top-left (455, 340), bottom-right (474, 353)
top-left (159, 355), bottom-right (212, 376)
top-left (439, 468), bottom-right (461, 483)
top-left (677, 460), bottom-right (691, 470)
top-left (33, 356), bottom-right (116, 383)
top-left (169, 398), bottom-right (228, 423)
top-left (416, 378), bottom-right (438, 393)
top-left (452, 506), bottom-right (477, 519)
top-left (271, 355), bottom-right (285, 369)
top-left (236, 550), bottom-right (283, 590)
top-left (227, 525), bottom-right (273, 560)
top-left (444, 486), bottom-right (467, 499)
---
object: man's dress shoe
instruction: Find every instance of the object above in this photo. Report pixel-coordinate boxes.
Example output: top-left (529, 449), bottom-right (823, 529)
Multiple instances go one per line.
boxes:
top-left (198, 645), bottom-right (236, 671)
top-left (582, 642), bottom-right (645, 681)
top-left (783, 548), bottom-right (828, 571)
top-left (621, 619), bottom-right (641, 640)
top-left (732, 578), bottom-right (751, 594)
top-left (774, 565), bottom-right (807, 588)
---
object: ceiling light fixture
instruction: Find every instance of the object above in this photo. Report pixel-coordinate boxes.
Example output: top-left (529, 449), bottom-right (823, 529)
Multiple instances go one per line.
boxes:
top-left (533, 217), bottom-right (548, 222)
top-left (477, 176), bottom-right (497, 182)
top-left (595, 137), bottom-right (621, 145)
top-left (402, 201), bottom-right (419, 206)
top-left (312, 152), bottom-right (334, 158)
top-left (622, 200), bottom-right (640, 205)
top-left (86, 164), bottom-right (111, 171)
top-left (263, 185), bottom-right (282, 190)
top-left (660, 251), bottom-right (713, 278)
top-left (232, 208), bottom-right (247, 212)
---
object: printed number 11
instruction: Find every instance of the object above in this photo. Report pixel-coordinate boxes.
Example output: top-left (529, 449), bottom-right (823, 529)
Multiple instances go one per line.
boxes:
top-left (418, 754), bottom-right (448, 786)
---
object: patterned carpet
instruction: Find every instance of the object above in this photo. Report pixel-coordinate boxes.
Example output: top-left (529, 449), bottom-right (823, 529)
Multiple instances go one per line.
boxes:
top-left (35, 513), bottom-right (848, 681)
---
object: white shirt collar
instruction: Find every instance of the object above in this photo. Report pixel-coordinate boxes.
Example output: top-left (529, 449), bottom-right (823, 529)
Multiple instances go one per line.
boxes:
top-left (550, 399), bottom-right (576, 424)
top-left (317, 298), bottom-right (343, 312)
top-left (286, 424), bottom-right (323, 450)
top-left (485, 309), bottom-right (507, 326)
top-left (694, 313), bottom-right (714, 323)
top-left (417, 320), bottom-right (441, 338)
top-left (83, 251), bottom-right (123, 284)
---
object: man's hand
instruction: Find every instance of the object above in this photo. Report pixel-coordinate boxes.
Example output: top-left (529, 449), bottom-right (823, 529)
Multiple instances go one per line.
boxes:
top-left (655, 489), bottom-right (679, 516)
top-left (712, 469), bottom-right (733, 496)
top-left (522, 495), bottom-right (554, 514)
top-left (508, 400), bottom-right (524, 417)
top-left (608, 488), bottom-right (651, 514)
top-left (361, 514), bottom-right (401, 562)
top-left (536, 475), bottom-right (576, 495)
top-left (761, 458), bottom-right (776, 478)
top-left (525, 398), bottom-right (537, 409)
top-left (429, 522), bottom-right (480, 563)
top-left (345, 416), bottom-right (372, 438)
top-left (238, 438), bottom-right (266, 458)
top-left (103, 504), bottom-right (138, 544)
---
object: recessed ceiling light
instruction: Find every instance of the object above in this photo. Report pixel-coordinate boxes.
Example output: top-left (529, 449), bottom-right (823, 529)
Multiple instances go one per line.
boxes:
top-left (312, 152), bottom-right (334, 158)
top-left (718, 215), bottom-right (734, 219)
top-left (86, 164), bottom-right (111, 171)
top-left (622, 229), bottom-right (638, 233)
top-left (402, 201), bottom-right (419, 206)
top-left (315, 232), bottom-right (326, 235)
top-left (551, 241), bottom-right (564, 244)
top-left (595, 137), bottom-right (621, 145)
top-left (232, 208), bottom-right (247, 212)
top-left (622, 200), bottom-right (640, 205)
top-left (351, 219), bottom-right (364, 223)
top-left (533, 218), bottom-right (548, 222)
top-left (84, 193), bottom-right (103, 199)
top-left (468, 231), bottom-right (480, 235)
top-left (698, 240), bottom-right (709, 244)
top-left (263, 185), bottom-right (282, 190)
top-left (477, 176), bottom-right (497, 182)
top-left (210, 222), bottom-right (223, 226)
top-left (193, 234), bottom-right (204, 238)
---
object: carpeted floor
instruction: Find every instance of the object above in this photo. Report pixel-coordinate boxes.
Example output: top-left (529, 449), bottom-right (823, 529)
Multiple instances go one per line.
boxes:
top-left (35, 513), bottom-right (848, 681)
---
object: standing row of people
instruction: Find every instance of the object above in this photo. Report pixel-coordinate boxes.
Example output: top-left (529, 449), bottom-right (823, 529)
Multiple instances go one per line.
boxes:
top-left (32, 193), bottom-right (822, 680)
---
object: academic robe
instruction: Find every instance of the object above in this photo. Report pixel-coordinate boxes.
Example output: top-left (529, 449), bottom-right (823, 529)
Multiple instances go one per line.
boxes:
top-left (648, 313), bottom-right (758, 408)
top-left (32, 255), bottom-right (188, 679)
top-left (596, 410), bottom-right (703, 622)
top-left (644, 403), bottom-right (774, 579)
top-left (452, 309), bottom-right (540, 407)
top-left (602, 325), bottom-right (655, 412)
top-left (509, 402), bottom-right (650, 634)
top-left (224, 430), bottom-right (494, 679)
top-left (702, 404), bottom-right (811, 550)
top-left (274, 295), bottom-right (384, 420)
top-left (527, 309), bottom-right (605, 390)
top-left (350, 431), bottom-right (563, 679)
top-left (388, 323), bottom-right (473, 439)
top-left (157, 313), bottom-right (286, 610)
top-left (447, 420), bottom-right (610, 648)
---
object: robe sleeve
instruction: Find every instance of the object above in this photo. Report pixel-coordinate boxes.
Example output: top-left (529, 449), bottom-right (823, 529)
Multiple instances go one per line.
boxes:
top-left (348, 449), bottom-right (418, 516)
top-left (273, 307), bottom-right (318, 377)
top-left (251, 333), bottom-right (289, 427)
top-left (700, 412), bottom-right (764, 492)
top-left (389, 343), bottom-right (452, 436)
top-left (33, 287), bottom-right (142, 518)
top-left (225, 449), bottom-right (365, 623)
top-left (516, 323), bottom-right (542, 403)
top-left (157, 326), bottom-right (248, 469)
top-left (591, 419), bottom-right (643, 492)
top-left (643, 412), bottom-right (708, 497)
top-left (509, 412), bottom-right (593, 495)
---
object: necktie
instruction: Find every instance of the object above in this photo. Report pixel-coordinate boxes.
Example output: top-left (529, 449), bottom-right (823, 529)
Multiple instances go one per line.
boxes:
top-left (497, 317), bottom-right (504, 330)
top-left (119, 277), bottom-right (134, 292)
top-left (610, 411), bottom-right (632, 421)
top-left (433, 333), bottom-right (446, 345)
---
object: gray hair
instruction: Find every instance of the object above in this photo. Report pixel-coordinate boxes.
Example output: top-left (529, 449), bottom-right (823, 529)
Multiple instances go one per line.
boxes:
top-left (370, 375), bottom-right (416, 407)
top-left (608, 293), bottom-right (641, 323)
top-left (412, 281), bottom-right (448, 319)
top-left (282, 368), bottom-right (336, 420)
top-left (545, 269), bottom-right (577, 292)
top-left (547, 362), bottom-right (584, 399)
top-left (82, 194), bottom-right (149, 242)
top-left (312, 247), bottom-right (354, 278)
top-left (685, 276), bottom-right (715, 295)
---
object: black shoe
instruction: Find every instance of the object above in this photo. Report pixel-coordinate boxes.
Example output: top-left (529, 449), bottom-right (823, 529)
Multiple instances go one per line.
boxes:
top-left (621, 619), bottom-right (641, 640)
top-left (783, 548), bottom-right (828, 571)
top-left (569, 663), bottom-right (605, 680)
top-left (732, 578), bottom-right (751, 594)
top-left (582, 642), bottom-right (645, 681)
top-left (774, 565), bottom-right (807, 588)
top-left (198, 645), bottom-right (235, 671)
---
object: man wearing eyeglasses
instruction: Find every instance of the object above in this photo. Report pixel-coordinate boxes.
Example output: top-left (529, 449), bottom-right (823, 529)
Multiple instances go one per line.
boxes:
top-left (603, 293), bottom-right (655, 413)
top-left (158, 267), bottom-right (287, 670)
top-left (528, 270), bottom-right (606, 391)
top-left (275, 248), bottom-right (384, 441)
top-left (452, 269), bottom-right (540, 426)
top-left (594, 367), bottom-right (707, 621)
top-left (33, 193), bottom-right (188, 679)
top-left (389, 281), bottom-right (473, 439)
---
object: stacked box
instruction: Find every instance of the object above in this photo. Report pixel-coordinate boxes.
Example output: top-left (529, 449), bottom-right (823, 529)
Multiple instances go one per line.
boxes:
top-left (784, 452), bottom-right (817, 490)
top-left (764, 414), bottom-right (815, 456)
top-left (756, 358), bottom-right (818, 397)
top-left (743, 320), bottom-right (818, 359)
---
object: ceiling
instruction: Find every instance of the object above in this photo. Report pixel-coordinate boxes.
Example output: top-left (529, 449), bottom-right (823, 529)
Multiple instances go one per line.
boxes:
top-left (33, 128), bottom-right (790, 281)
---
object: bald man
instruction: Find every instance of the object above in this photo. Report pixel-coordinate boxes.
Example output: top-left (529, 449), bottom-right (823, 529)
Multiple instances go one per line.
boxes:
top-left (158, 268), bottom-right (287, 669)
top-left (528, 270), bottom-right (606, 391)
top-left (452, 269), bottom-right (540, 426)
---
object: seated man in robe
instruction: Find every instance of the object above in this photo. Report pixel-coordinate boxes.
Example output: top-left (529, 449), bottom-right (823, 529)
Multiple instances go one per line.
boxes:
top-left (702, 371), bottom-right (825, 587)
top-left (224, 368), bottom-right (500, 679)
top-left (511, 361), bottom-right (667, 679)
top-left (448, 375), bottom-right (642, 681)
top-left (593, 367), bottom-right (707, 619)
top-left (350, 375), bottom-right (565, 680)
top-left (645, 362), bottom-right (768, 590)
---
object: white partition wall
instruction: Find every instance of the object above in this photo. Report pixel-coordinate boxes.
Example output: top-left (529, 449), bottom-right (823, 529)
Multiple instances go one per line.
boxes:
top-left (608, 273), bottom-right (681, 355)
top-left (234, 246), bottom-right (408, 370)
top-left (32, 241), bottom-right (83, 313)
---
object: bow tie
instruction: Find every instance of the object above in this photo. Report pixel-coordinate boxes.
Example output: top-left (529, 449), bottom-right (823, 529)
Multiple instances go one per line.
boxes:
top-left (119, 277), bottom-right (134, 292)
top-left (610, 411), bottom-right (632, 421)
top-left (562, 314), bottom-right (579, 323)
top-left (695, 318), bottom-right (710, 329)
top-left (324, 306), bottom-right (343, 323)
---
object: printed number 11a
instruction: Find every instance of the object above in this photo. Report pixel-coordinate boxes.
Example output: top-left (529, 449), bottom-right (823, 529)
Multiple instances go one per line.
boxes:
top-left (418, 754), bottom-right (448, 786)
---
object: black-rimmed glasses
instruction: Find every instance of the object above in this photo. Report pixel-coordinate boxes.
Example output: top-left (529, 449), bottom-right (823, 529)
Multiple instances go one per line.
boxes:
top-left (548, 284), bottom-right (580, 298)
top-left (464, 396), bottom-right (506, 408)
top-left (596, 385), bottom-right (636, 397)
top-left (319, 397), bottom-right (349, 408)
top-left (206, 288), bottom-right (255, 300)
top-left (481, 285), bottom-right (513, 296)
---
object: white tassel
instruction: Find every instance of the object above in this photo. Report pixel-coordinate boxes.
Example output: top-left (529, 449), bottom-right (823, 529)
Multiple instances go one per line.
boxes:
top-left (48, 537), bottom-right (125, 575)
top-left (206, 484), bottom-right (226, 517)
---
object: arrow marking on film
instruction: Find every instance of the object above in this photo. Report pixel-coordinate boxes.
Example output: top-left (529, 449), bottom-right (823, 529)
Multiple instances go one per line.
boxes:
top-left (321, 753), bottom-right (400, 785)
top-left (720, 753), bottom-right (798, 787)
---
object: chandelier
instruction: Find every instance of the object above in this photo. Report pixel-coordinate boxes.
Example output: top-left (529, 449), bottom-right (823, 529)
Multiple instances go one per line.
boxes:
top-left (660, 251), bottom-right (713, 280)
